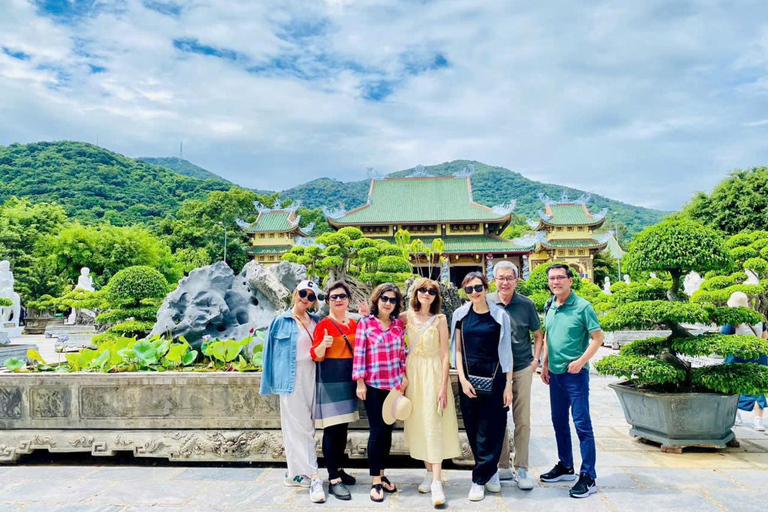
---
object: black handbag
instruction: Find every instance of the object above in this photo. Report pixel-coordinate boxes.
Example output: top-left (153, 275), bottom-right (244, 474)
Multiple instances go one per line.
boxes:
top-left (460, 321), bottom-right (499, 395)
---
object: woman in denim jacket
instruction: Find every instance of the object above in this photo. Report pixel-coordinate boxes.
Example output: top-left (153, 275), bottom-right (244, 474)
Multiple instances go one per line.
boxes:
top-left (260, 280), bottom-right (326, 504)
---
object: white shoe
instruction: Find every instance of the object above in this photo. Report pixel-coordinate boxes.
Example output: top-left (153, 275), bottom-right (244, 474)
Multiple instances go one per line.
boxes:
top-left (735, 412), bottom-right (743, 426)
top-left (309, 478), bottom-right (326, 503)
top-left (418, 472), bottom-right (432, 493)
top-left (431, 481), bottom-right (446, 506)
top-left (285, 473), bottom-right (311, 487)
top-left (468, 483), bottom-right (485, 501)
top-left (485, 472), bottom-right (501, 493)
top-left (498, 468), bottom-right (515, 481)
top-left (754, 417), bottom-right (765, 432)
top-left (515, 468), bottom-right (535, 491)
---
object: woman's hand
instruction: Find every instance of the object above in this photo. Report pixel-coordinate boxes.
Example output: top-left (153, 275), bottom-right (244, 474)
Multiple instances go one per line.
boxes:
top-left (314, 329), bottom-right (333, 358)
top-left (436, 386), bottom-right (448, 410)
top-left (503, 383), bottom-right (513, 408)
top-left (356, 380), bottom-right (367, 401)
top-left (460, 378), bottom-right (476, 399)
top-left (400, 375), bottom-right (409, 392)
top-left (358, 301), bottom-right (370, 316)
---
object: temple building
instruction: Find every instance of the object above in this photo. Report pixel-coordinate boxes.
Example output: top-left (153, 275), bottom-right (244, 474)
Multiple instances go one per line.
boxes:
top-left (237, 201), bottom-right (314, 266)
top-left (323, 166), bottom-right (534, 284)
top-left (524, 194), bottom-right (612, 282)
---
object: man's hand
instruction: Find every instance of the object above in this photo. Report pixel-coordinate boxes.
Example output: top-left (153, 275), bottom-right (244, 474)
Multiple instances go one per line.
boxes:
top-left (567, 358), bottom-right (586, 374)
top-left (503, 384), bottom-right (513, 407)
top-left (531, 359), bottom-right (539, 373)
top-left (541, 364), bottom-right (550, 385)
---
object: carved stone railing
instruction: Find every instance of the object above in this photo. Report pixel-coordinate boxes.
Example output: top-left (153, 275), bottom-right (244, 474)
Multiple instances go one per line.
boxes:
top-left (0, 372), bottom-right (478, 464)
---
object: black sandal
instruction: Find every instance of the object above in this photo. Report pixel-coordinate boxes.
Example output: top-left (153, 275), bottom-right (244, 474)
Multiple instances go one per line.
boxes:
top-left (370, 484), bottom-right (384, 502)
top-left (380, 476), bottom-right (397, 493)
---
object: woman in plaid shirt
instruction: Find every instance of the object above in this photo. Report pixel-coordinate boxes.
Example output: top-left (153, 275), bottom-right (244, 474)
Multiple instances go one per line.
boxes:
top-left (353, 282), bottom-right (408, 503)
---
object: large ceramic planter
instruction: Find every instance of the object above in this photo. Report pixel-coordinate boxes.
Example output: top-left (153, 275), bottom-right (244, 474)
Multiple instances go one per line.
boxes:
top-left (0, 372), bottom-right (477, 464)
top-left (609, 380), bottom-right (739, 449)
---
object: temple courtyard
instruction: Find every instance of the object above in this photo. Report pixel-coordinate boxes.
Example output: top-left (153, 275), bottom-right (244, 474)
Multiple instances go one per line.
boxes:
top-left (0, 343), bottom-right (765, 512)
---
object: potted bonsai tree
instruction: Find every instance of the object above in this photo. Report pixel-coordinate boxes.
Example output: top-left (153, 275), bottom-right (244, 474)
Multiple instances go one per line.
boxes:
top-left (595, 220), bottom-right (768, 451)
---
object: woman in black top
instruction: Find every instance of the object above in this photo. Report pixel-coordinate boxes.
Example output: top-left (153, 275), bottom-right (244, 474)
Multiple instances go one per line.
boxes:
top-left (451, 272), bottom-right (513, 502)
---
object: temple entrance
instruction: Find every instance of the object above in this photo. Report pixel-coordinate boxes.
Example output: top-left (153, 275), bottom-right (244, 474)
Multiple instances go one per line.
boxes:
top-left (450, 266), bottom-right (483, 287)
top-left (413, 266), bottom-right (441, 281)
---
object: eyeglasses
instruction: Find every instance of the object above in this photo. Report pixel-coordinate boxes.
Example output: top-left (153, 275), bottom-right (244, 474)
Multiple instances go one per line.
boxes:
top-left (379, 295), bottom-right (399, 304)
top-left (417, 287), bottom-right (438, 296)
top-left (298, 289), bottom-right (324, 301)
top-left (496, 277), bottom-right (517, 283)
top-left (548, 276), bottom-right (569, 282)
top-left (464, 284), bottom-right (485, 294)
top-left (329, 293), bottom-right (348, 301)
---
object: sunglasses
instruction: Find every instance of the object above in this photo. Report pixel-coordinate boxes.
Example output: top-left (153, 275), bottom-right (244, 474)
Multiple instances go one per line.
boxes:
top-left (379, 295), bottom-right (399, 304)
top-left (417, 287), bottom-right (438, 296)
top-left (464, 284), bottom-right (485, 294)
top-left (329, 293), bottom-right (348, 301)
top-left (298, 289), bottom-right (324, 302)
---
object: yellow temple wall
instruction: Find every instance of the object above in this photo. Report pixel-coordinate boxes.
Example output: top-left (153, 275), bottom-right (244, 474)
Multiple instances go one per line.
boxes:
top-left (251, 231), bottom-right (296, 247)
top-left (546, 226), bottom-right (595, 240)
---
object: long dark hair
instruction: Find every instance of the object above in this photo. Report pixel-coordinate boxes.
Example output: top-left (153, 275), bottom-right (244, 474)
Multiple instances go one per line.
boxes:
top-left (370, 283), bottom-right (403, 318)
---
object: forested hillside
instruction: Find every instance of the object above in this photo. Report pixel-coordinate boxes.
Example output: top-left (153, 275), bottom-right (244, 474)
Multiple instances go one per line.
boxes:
top-left (0, 142), bottom-right (230, 225)
top-left (137, 157), bottom-right (231, 183)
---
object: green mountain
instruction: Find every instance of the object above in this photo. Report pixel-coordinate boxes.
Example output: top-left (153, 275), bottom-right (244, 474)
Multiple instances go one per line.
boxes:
top-left (0, 141), bottom-right (231, 225)
top-left (280, 160), bottom-right (669, 235)
top-left (136, 157), bottom-right (231, 183)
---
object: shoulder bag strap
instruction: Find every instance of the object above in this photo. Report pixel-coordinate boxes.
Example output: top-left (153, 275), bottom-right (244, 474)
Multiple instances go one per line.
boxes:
top-left (328, 319), bottom-right (354, 353)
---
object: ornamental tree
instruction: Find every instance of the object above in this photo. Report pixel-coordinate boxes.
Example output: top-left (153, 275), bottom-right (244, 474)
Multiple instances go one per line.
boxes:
top-left (595, 221), bottom-right (768, 395)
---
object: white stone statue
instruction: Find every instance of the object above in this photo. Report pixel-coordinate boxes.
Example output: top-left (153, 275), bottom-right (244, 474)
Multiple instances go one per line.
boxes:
top-left (683, 271), bottom-right (704, 296)
top-left (603, 276), bottom-right (612, 294)
top-left (76, 267), bottom-right (95, 292)
top-left (441, 259), bottom-right (450, 284)
top-left (745, 269), bottom-right (760, 286)
top-left (623, 274), bottom-right (631, 285)
top-left (0, 260), bottom-right (21, 328)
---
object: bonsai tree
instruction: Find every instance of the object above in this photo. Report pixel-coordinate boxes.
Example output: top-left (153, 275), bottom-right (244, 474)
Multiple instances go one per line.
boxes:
top-left (595, 220), bottom-right (768, 395)
top-left (93, 266), bottom-right (169, 342)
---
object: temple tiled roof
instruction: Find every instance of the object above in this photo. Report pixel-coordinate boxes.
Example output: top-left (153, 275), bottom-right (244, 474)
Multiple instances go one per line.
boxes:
top-left (531, 203), bottom-right (608, 229)
top-left (240, 210), bottom-right (308, 234)
top-left (246, 245), bottom-right (293, 255)
top-left (327, 177), bottom-right (512, 226)
top-left (384, 235), bottom-right (534, 254)
top-left (540, 238), bottom-right (609, 250)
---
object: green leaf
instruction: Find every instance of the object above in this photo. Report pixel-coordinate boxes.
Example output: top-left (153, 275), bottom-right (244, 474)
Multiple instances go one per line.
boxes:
top-left (182, 350), bottom-right (198, 366)
top-left (3, 357), bottom-right (26, 372)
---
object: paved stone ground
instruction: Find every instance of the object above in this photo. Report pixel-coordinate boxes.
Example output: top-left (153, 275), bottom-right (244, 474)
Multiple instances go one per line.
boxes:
top-left (1, 342), bottom-right (766, 511)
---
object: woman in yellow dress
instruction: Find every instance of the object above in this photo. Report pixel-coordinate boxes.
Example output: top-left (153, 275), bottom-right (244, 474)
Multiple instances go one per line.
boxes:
top-left (402, 278), bottom-right (462, 507)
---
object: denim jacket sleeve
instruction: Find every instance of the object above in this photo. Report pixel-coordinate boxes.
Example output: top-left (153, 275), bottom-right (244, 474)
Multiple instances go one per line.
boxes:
top-left (259, 316), bottom-right (279, 395)
top-left (496, 307), bottom-right (513, 373)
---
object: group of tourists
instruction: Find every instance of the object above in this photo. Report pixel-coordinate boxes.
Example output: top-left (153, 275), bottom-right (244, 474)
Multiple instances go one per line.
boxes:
top-left (259, 261), bottom-right (605, 505)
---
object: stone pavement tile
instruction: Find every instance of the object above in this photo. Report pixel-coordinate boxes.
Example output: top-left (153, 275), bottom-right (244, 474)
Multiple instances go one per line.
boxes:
top-left (13, 505), bottom-right (122, 512)
top-left (649, 452), bottom-right (757, 470)
top-left (173, 467), bottom-right (263, 481)
top-left (731, 453), bottom-right (768, 468)
top-left (706, 489), bottom-right (768, 512)
top-left (721, 468), bottom-right (768, 488)
top-left (2, 466), bottom-right (99, 481)
top-left (0, 505), bottom-right (20, 512)
top-left (500, 487), bottom-right (610, 512)
top-left (530, 467), bottom-right (636, 489)
top-left (596, 436), bottom-right (659, 452)
top-left (395, 484), bottom-right (500, 510)
top-left (739, 438), bottom-right (768, 453)
top-left (87, 466), bottom-right (185, 482)
top-left (627, 468), bottom-right (738, 489)
top-left (603, 489), bottom-right (723, 512)
top-left (733, 425), bottom-right (768, 439)
top-left (88, 481), bottom-right (202, 507)
top-left (174, 481), bottom-right (295, 509)
top-left (0, 480), bottom-right (104, 504)
top-left (593, 450), bottom-right (658, 468)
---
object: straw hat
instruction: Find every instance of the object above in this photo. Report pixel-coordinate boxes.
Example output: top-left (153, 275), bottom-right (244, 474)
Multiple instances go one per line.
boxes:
top-left (727, 291), bottom-right (749, 308)
top-left (382, 388), bottom-right (412, 425)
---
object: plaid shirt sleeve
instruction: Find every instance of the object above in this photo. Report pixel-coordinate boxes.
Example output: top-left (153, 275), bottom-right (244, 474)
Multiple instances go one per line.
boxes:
top-left (352, 317), bottom-right (369, 381)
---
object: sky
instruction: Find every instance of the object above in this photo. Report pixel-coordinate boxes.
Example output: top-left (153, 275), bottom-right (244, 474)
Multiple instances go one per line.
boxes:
top-left (2, 0), bottom-right (768, 210)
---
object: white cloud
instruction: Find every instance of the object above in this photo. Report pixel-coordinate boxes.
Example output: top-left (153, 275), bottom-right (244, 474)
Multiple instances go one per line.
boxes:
top-left (1, 0), bottom-right (768, 210)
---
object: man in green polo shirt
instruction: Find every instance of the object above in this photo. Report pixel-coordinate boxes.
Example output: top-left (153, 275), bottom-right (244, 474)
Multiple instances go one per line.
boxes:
top-left (540, 264), bottom-right (603, 499)
top-left (487, 260), bottom-right (543, 490)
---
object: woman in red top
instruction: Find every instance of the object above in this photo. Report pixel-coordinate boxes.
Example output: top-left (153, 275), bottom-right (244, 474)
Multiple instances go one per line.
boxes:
top-left (311, 281), bottom-right (358, 501)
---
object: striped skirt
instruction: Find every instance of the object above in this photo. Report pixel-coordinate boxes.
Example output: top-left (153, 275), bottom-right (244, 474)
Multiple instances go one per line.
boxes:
top-left (315, 357), bottom-right (359, 428)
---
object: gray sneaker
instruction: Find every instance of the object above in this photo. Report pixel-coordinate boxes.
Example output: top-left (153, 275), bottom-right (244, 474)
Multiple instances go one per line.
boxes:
top-left (284, 473), bottom-right (311, 488)
top-left (498, 468), bottom-right (515, 481)
top-left (515, 468), bottom-right (535, 490)
top-left (309, 478), bottom-right (326, 503)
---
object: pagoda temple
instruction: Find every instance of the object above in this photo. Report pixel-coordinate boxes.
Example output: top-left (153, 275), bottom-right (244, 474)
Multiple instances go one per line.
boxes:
top-left (523, 193), bottom-right (612, 282)
top-left (324, 166), bottom-right (534, 285)
top-left (237, 200), bottom-right (314, 266)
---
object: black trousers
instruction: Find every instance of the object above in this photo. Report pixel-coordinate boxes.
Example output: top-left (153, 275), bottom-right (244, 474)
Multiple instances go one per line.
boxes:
top-left (460, 371), bottom-right (508, 485)
top-left (363, 386), bottom-right (394, 476)
top-left (322, 422), bottom-right (349, 480)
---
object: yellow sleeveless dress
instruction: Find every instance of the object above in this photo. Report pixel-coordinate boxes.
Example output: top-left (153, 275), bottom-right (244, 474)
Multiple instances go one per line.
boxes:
top-left (404, 311), bottom-right (462, 463)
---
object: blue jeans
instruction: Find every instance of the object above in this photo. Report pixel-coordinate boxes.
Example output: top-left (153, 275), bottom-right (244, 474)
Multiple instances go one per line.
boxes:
top-left (549, 369), bottom-right (597, 479)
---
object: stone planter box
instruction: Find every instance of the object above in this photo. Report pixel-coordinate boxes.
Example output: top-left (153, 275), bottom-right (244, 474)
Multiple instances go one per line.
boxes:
top-left (603, 330), bottom-right (672, 350)
top-left (0, 372), bottom-right (476, 464)
top-left (609, 380), bottom-right (738, 450)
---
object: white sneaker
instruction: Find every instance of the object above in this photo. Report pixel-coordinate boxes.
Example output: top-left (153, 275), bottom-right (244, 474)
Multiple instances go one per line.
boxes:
top-left (485, 471), bottom-right (501, 493)
top-left (754, 417), bottom-right (765, 432)
top-left (309, 478), bottom-right (326, 503)
top-left (735, 412), bottom-right (743, 426)
top-left (285, 473), bottom-right (311, 487)
top-left (418, 472), bottom-right (432, 493)
top-left (498, 468), bottom-right (515, 481)
top-left (515, 468), bottom-right (535, 491)
top-left (431, 481), bottom-right (446, 506)
top-left (468, 483), bottom-right (485, 501)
